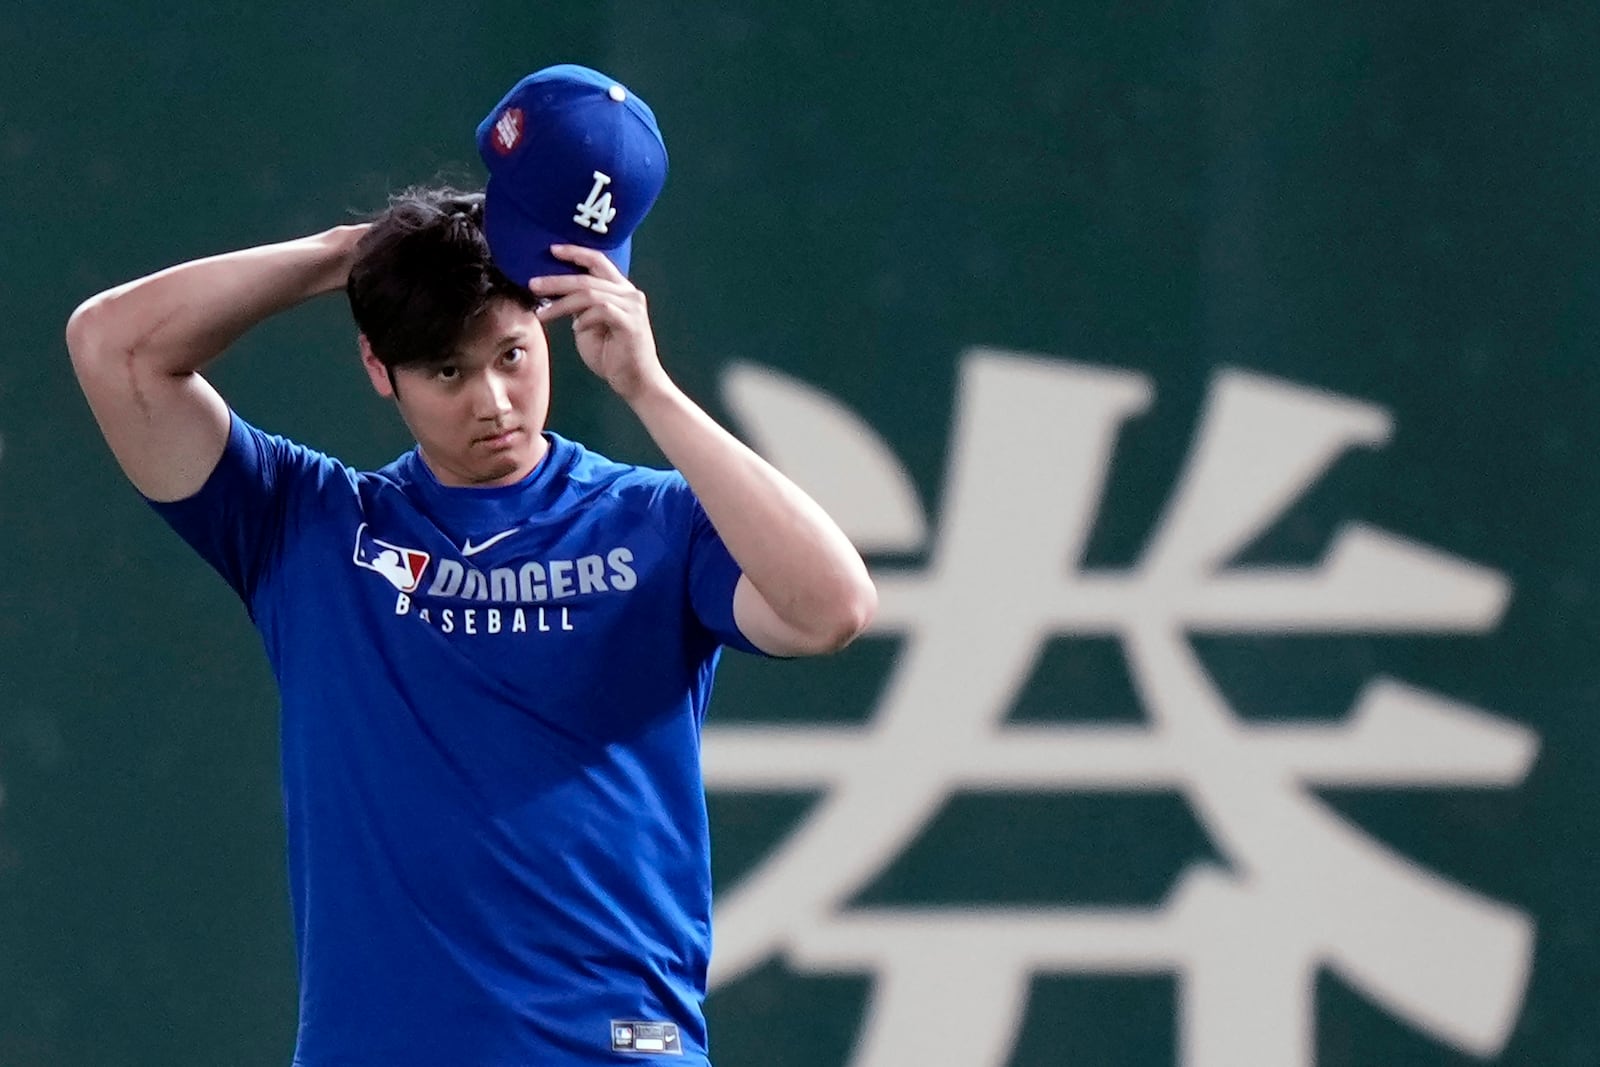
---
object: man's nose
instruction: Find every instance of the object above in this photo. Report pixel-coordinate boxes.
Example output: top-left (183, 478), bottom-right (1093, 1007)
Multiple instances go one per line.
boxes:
top-left (473, 371), bottom-right (514, 419)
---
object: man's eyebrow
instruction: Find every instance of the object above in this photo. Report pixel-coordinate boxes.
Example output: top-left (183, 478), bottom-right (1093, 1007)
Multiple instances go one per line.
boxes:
top-left (451, 334), bottom-right (525, 361)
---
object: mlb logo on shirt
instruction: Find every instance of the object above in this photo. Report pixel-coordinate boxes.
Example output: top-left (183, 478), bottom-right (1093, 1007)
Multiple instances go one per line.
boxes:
top-left (351, 523), bottom-right (430, 593)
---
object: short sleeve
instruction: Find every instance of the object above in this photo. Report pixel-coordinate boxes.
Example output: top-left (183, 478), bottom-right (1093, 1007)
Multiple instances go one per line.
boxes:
top-left (655, 473), bottom-right (768, 657)
top-left (144, 411), bottom-right (326, 609)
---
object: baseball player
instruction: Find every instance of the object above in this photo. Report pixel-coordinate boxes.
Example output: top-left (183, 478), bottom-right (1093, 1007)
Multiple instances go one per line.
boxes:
top-left (66, 65), bottom-right (875, 1066)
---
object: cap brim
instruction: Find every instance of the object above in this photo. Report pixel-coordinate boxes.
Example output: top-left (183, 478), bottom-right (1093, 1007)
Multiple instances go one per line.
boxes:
top-left (482, 177), bottom-right (634, 283)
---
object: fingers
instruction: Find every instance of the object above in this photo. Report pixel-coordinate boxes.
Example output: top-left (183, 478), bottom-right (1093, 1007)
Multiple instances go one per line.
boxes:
top-left (533, 293), bottom-right (597, 324)
top-left (529, 257), bottom-right (644, 326)
top-left (527, 271), bottom-right (633, 316)
top-left (533, 285), bottom-right (641, 334)
top-left (570, 306), bottom-right (609, 335)
top-left (549, 243), bottom-right (626, 282)
top-left (527, 272), bottom-right (627, 300)
top-left (532, 284), bottom-right (640, 322)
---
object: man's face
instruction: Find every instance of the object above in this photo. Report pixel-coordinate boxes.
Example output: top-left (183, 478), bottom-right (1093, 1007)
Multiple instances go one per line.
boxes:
top-left (362, 297), bottom-right (551, 487)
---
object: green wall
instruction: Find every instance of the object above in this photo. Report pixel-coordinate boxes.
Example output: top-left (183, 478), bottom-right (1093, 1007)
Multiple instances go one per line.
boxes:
top-left (2, 2), bottom-right (1596, 1064)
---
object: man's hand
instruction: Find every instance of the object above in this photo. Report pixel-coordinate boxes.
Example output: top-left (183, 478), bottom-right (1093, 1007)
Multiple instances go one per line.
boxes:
top-left (529, 246), bottom-right (668, 403)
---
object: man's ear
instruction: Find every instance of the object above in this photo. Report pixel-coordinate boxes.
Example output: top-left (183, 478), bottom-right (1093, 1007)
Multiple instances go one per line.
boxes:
top-left (359, 334), bottom-right (395, 399)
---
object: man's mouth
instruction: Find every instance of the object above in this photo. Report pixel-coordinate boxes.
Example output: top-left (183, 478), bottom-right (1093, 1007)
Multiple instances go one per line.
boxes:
top-left (476, 427), bottom-right (521, 448)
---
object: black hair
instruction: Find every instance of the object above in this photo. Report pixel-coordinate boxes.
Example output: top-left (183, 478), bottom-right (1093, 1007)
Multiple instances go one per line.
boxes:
top-left (345, 185), bottom-right (538, 369)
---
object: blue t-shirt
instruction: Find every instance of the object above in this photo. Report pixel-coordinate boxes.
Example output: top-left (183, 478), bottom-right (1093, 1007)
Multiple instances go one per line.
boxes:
top-left (150, 413), bottom-right (760, 1066)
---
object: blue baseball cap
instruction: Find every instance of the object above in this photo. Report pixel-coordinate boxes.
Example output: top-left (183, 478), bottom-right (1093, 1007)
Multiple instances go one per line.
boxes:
top-left (475, 64), bottom-right (668, 283)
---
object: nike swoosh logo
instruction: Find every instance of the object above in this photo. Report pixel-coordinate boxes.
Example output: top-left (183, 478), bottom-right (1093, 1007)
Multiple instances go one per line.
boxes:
top-left (461, 529), bottom-right (519, 557)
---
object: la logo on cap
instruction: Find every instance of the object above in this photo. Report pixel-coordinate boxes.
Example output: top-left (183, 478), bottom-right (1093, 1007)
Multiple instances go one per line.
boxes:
top-left (574, 172), bottom-right (617, 234)
top-left (491, 107), bottom-right (524, 155)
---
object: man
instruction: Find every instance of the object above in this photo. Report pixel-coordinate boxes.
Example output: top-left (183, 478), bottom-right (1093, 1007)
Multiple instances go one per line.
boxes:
top-left (65, 66), bottom-right (875, 1066)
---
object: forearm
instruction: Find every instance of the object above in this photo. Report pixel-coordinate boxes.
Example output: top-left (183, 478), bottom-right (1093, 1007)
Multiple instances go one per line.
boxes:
top-left (625, 374), bottom-right (876, 643)
top-left (67, 225), bottom-right (365, 375)
top-left (526, 242), bottom-right (873, 650)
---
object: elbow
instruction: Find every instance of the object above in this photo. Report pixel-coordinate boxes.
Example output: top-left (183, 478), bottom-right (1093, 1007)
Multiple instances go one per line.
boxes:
top-left (66, 291), bottom-right (151, 386)
top-left (814, 575), bottom-right (878, 654)
top-left (65, 294), bottom-right (112, 370)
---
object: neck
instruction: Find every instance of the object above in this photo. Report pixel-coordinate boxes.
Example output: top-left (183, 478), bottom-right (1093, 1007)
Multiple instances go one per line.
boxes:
top-left (418, 434), bottom-right (550, 488)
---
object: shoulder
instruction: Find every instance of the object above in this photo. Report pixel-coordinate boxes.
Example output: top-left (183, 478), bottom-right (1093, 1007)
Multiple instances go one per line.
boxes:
top-left (249, 417), bottom-right (365, 493)
top-left (213, 415), bottom-right (391, 528)
top-left (550, 435), bottom-right (700, 547)
top-left (559, 434), bottom-right (684, 500)
top-left (154, 411), bottom-right (352, 506)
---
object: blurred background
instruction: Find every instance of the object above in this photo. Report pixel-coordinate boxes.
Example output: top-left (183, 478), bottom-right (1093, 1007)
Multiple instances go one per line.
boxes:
top-left (2, 2), bottom-right (1597, 1064)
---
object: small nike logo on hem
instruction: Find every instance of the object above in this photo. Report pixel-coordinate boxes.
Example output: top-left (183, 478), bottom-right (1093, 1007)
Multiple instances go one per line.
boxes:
top-left (461, 529), bottom-right (519, 556)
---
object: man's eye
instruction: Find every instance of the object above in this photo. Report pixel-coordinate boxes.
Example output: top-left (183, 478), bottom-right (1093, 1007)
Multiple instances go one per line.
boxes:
top-left (504, 346), bottom-right (526, 365)
top-left (434, 365), bottom-right (460, 382)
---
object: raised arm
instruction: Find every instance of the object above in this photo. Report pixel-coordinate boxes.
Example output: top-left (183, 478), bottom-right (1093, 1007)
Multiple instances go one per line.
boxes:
top-left (530, 245), bottom-right (877, 657)
top-left (66, 225), bottom-right (368, 501)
